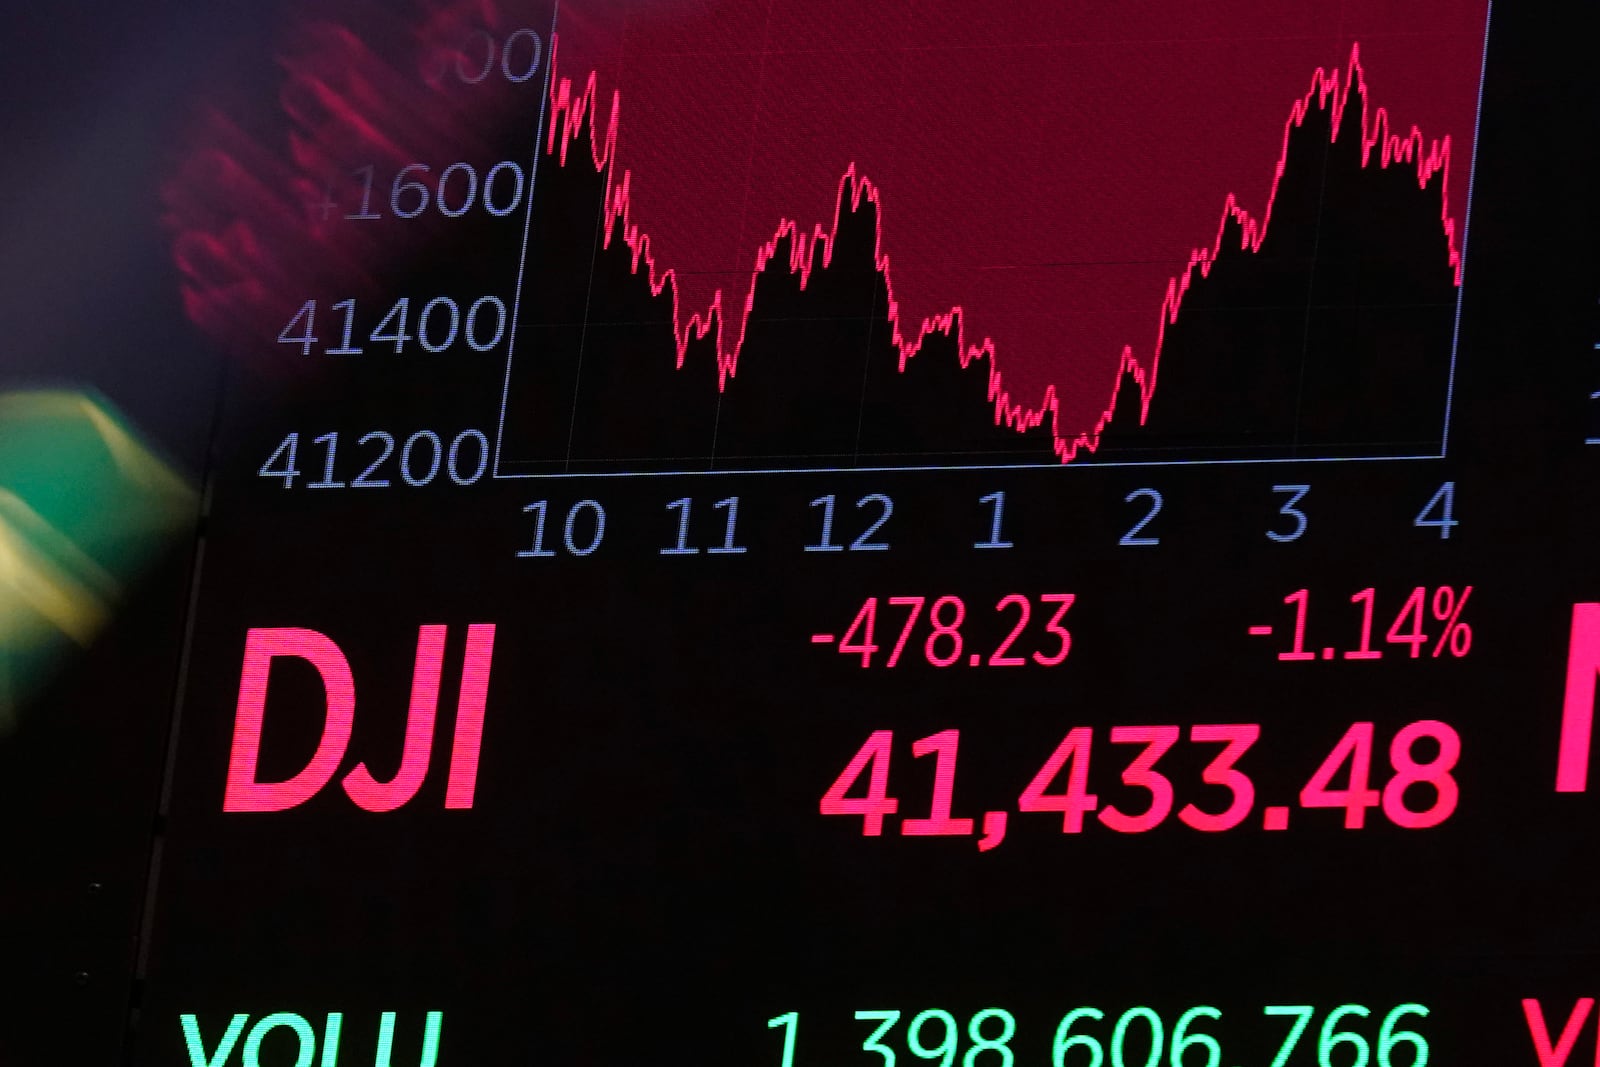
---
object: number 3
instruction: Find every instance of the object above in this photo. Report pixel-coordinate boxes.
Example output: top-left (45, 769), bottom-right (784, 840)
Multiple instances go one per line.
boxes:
top-left (1097, 726), bottom-right (1180, 832)
top-left (1267, 484), bottom-right (1309, 543)
top-left (1178, 723), bottom-right (1260, 831)
top-left (1031, 593), bottom-right (1074, 666)
top-left (856, 1011), bottom-right (901, 1067)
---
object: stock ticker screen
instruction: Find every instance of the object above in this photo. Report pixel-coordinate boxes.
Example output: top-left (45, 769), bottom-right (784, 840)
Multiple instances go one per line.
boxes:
top-left (2, 0), bottom-right (1597, 1064)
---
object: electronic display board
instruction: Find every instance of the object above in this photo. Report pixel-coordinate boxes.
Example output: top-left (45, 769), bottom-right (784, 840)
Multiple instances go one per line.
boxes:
top-left (1, 1), bottom-right (1597, 1064)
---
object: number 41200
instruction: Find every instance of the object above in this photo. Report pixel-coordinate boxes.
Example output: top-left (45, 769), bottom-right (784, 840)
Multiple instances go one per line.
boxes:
top-left (258, 429), bottom-right (490, 489)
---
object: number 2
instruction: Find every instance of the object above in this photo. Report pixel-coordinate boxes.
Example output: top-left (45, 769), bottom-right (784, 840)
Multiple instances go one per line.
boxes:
top-left (351, 432), bottom-right (394, 488)
top-left (1120, 488), bottom-right (1162, 546)
top-left (988, 595), bottom-right (1030, 666)
top-left (853, 493), bottom-right (893, 550)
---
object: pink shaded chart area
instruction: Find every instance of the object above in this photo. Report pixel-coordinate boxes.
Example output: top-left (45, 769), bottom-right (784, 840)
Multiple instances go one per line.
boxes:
top-left (503, 0), bottom-right (1488, 470)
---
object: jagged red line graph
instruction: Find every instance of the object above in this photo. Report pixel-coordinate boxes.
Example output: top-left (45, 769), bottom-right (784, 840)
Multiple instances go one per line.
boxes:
top-left (545, 30), bottom-right (1468, 463)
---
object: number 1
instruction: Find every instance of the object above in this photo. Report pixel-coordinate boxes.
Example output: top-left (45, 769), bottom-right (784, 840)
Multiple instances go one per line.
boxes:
top-left (326, 299), bottom-right (363, 355)
top-left (307, 432), bottom-right (344, 489)
top-left (1279, 589), bottom-right (1315, 661)
top-left (975, 491), bottom-right (1013, 549)
top-left (806, 495), bottom-right (841, 552)
top-left (518, 501), bottom-right (555, 557)
top-left (662, 497), bottom-right (698, 555)
top-left (901, 729), bottom-right (974, 836)
top-left (768, 1013), bottom-right (799, 1067)
top-left (710, 496), bottom-right (747, 554)
top-left (1345, 588), bottom-right (1382, 660)
top-left (346, 164), bottom-right (381, 219)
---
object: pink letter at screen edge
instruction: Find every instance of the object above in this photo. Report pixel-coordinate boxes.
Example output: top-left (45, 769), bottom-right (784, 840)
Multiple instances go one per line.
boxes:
top-left (223, 628), bottom-right (356, 812)
top-left (1557, 602), bottom-right (1600, 792)
top-left (341, 624), bottom-right (447, 812)
top-left (443, 623), bottom-right (496, 809)
top-left (1521, 998), bottom-right (1593, 1067)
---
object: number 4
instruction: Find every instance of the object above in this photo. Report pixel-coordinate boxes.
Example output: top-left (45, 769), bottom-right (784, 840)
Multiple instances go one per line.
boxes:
top-left (277, 300), bottom-right (317, 355)
top-left (1300, 722), bottom-right (1381, 828)
top-left (839, 598), bottom-right (880, 668)
top-left (1414, 481), bottom-right (1458, 539)
top-left (258, 433), bottom-right (301, 488)
top-left (371, 298), bottom-right (412, 353)
top-left (820, 731), bottom-right (899, 836)
top-left (1018, 727), bottom-right (1098, 832)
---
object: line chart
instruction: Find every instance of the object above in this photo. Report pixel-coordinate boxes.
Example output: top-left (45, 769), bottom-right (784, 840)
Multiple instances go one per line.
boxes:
top-left (493, 0), bottom-right (1492, 475)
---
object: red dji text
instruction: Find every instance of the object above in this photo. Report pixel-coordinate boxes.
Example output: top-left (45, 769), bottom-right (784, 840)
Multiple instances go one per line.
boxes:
top-left (223, 624), bottom-right (495, 812)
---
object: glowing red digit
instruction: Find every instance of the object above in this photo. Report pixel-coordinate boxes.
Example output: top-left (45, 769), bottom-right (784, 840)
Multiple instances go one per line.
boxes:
top-left (1300, 722), bottom-right (1381, 828)
top-left (820, 731), bottom-right (899, 836)
top-left (1177, 723), bottom-right (1259, 831)
top-left (1381, 720), bottom-right (1460, 829)
top-left (1031, 593), bottom-right (1074, 666)
top-left (924, 596), bottom-right (965, 667)
top-left (885, 596), bottom-right (926, 667)
top-left (901, 729), bottom-right (975, 836)
top-left (1097, 726), bottom-right (1180, 833)
top-left (1278, 588), bottom-right (1316, 661)
top-left (1386, 587), bottom-right (1429, 658)
top-left (988, 595), bottom-right (1031, 666)
top-left (1345, 588), bottom-right (1382, 659)
top-left (839, 598), bottom-right (879, 668)
top-left (1018, 727), bottom-right (1097, 832)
